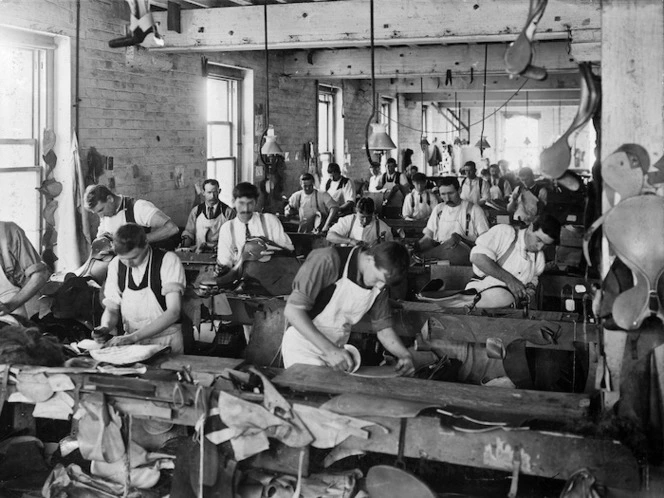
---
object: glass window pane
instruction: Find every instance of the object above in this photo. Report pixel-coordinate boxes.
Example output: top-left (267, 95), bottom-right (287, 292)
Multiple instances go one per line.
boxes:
top-left (207, 159), bottom-right (236, 206)
top-left (318, 101), bottom-right (329, 152)
top-left (208, 124), bottom-right (232, 158)
top-left (0, 47), bottom-right (35, 138)
top-left (0, 142), bottom-right (36, 168)
top-left (0, 170), bottom-right (40, 247)
top-left (207, 78), bottom-right (229, 122)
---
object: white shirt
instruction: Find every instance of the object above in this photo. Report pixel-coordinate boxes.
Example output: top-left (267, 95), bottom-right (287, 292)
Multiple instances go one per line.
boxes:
top-left (102, 249), bottom-right (186, 310)
top-left (368, 175), bottom-right (384, 193)
top-left (468, 224), bottom-right (545, 291)
top-left (460, 177), bottom-right (489, 205)
top-left (288, 189), bottom-right (337, 219)
top-left (328, 214), bottom-right (394, 245)
top-left (325, 177), bottom-right (355, 205)
top-left (98, 198), bottom-right (161, 237)
top-left (402, 190), bottom-right (438, 220)
top-left (423, 200), bottom-right (489, 243)
top-left (216, 212), bottom-right (294, 267)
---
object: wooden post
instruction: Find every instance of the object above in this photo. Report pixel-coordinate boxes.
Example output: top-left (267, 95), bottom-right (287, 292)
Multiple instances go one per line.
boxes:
top-left (601, 0), bottom-right (664, 407)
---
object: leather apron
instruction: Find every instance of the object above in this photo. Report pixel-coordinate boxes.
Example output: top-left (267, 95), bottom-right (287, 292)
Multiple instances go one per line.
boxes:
top-left (282, 247), bottom-right (382, 368)
top-left (120, 252), bottom-right (183, 354)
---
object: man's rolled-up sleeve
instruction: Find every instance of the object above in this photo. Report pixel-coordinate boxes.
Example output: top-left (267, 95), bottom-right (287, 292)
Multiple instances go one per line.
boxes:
top-left (287, 250), bottom-right (338, 310)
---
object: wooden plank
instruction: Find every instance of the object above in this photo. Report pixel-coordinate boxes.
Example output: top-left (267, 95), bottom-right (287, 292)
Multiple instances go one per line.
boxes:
top-left (283, 42), bottom-right (586, 80)
top-left (154, 354), bottom-right (244, 373)
top-left (272, 365), bottom-right (591, 423)
top-left (151, 0), bottom-right (600, 52)
top-left (336, 415), bottom-right (640, 490)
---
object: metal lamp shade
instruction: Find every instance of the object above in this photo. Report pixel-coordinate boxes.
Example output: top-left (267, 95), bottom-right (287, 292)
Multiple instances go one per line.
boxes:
top-left (368, 122), bottom-right (397, 151)
top-left (475, 136), bottom-right (491, 149)
top-left (261, 130), bottom-right (283, 155)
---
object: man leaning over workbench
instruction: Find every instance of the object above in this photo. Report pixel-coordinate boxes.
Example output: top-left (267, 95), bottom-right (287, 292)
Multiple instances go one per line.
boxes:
top-left (281, 241), bottom-right (415, 376)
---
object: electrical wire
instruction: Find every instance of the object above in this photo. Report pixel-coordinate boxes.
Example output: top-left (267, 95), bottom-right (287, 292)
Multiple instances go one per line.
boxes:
top-left (479, 43), bottom-right (489, 157)
top-left (359, 78), bottom-right (530, 136)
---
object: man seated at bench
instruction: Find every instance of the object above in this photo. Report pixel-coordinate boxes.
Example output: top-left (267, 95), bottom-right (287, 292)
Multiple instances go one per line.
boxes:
top-left (326, 198), bottom-right (393, 247)
top-left (402, 172), bottom-right (438, 221)
top-left (436, 214), bottom-right (560, 309)
top-left (286, 173), bottom-right (338, 233)
top-left (414, 176), bottom-right (489, 265)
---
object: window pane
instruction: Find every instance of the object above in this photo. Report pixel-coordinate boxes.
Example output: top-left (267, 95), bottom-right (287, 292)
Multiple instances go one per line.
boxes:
top-left (208, 124), bottom-right (232, 158)
top-left (207, 159), bottom-right (236, 206)
top-left (0, 170), bottom-right (40, 246)
top-left (0, 47), bottom-right (35, 138)
top-left (318, 101), bottom-right (329, 152)
top-left (207, 78), bottom-right (230, 122)
top-left (0, 142), bottom-right (36, 168)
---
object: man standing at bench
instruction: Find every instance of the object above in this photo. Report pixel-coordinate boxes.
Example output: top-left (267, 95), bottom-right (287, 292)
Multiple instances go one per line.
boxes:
top-left (281, 241), bottom-right (414, 375)
top-left (84, 184), bottom-right (179, 249)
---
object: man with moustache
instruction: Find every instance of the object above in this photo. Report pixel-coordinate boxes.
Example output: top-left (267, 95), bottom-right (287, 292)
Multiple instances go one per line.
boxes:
top-left (415, 176), bottom-right (489, 265)
top-left (181, 179), bottom-right (235, 252)
top-left (460, 161), bottom-right (490, 207)
top-left (216, 182), bottom-right (294, 272)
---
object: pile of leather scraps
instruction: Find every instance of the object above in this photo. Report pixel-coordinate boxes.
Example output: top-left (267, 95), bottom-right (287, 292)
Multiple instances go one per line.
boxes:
top-left (6, 369), bottom-right (76, 420)
top-left (238, 468), bottom-right (362, 498)
top-left (42, 463), bottom-right (162, 498)
top-left (207, 369), bottom-right (376, 461)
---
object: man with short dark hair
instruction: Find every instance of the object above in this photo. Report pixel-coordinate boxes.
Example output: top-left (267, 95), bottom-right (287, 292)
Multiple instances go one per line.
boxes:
top-left (327, 197), bottom-right (393, 246)
top-left (460, 161), bottom-right (490, 206)
top-left (324, 162), bottom-right (355, 216)
top-left (93, 223), bottom-right (186, 353)
top-left (84, 184), bottom-right (179, 246)
top-left (282, 241), bottom-right (414, 375)
top-left (402, 172), bottom-right (438, 220)
top-left (442, 215), bottom-right (561, 308)
top-left (415, 177), bottom-right (489, 264)
top-left (381, 157), bottom-right (410, 207)
top-left (216, 182), bottom-right (293, 271)
top-left (286, 173), bottom-right (339, 233)
top-left (487, 163), bottom-right (513, 201)
top-left (181, 179), bottom-right (235, 252)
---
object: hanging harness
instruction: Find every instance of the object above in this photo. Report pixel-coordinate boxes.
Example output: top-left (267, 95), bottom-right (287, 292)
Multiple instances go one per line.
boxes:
top-left (118, 248), bottom-right (167, 311)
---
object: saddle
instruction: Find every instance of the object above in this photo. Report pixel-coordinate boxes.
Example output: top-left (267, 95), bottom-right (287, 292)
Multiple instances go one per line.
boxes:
top-left (74, 235), bottom-right (116, 286)
top-left (196, 237), bottom-right (300, 297)
top-left (504, 0), bottom-right (549, 80)
top-left (540, 62), bottom-right (600, 179)
top-left (584, 194), bottom-right (664, 330)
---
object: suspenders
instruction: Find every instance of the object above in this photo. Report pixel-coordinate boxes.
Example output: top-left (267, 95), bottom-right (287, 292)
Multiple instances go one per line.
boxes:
top-left (230, 214), bottom-right (268, 255)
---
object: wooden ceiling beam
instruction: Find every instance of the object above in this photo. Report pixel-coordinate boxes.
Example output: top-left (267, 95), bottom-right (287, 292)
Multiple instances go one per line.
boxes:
top-left (374, 72), bottom-right (580, 94)
top-left (150, 0), bottom-right (600, 53)
top-left (283, 41), bottom-right (591, 79)
top-left (411, 88), bottom-right (580, 104)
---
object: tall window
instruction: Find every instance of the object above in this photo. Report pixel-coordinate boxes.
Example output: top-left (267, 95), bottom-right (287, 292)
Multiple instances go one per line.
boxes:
top-left (0, 37), bottom-right (53, 247)
top-left (207, 67), bottom-right (240, 206)
top-left (503, 114), bottom-right (540, 172)
top-left (318, 86), bottom-right (336, 171)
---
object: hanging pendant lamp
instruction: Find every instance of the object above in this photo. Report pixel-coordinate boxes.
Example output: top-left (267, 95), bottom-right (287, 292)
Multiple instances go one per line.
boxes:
top-left (419, 77), bottom-right (429, 151)
top-left (365, 0), bottom-right (396, 163)
top-left (477, 44), bottom-right (489, 157)
top-left (260, 0), bottom-right (283, 158)
top-left (523, 91), bottom-right (531, 147)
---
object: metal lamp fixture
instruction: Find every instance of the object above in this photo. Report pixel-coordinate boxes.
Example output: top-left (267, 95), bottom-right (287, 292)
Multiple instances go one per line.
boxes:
top-left (475, 136), bottom-right (492, 149)
top-left (477, 44), bottom-right (489, 157)
top-left (419, 77), bottom-right (429, 151)
top-left (364, 0), bottom-right (396, 164)
top-left (523, 91), bottom-right (531, 147)
top-left (260, 0), bottom-right (283, 158)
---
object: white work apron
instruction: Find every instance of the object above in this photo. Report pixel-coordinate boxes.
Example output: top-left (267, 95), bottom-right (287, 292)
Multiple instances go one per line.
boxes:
top-left (194, 209), bottom-right (221, 247)
top-left (0, 263), bottom-right (26, 318)
top-left (434, 204), bottom-right (469, 242)
top-left (282, 248), bottom-right (382, 368)
top-left (120, 253), bottom-right (183, 354)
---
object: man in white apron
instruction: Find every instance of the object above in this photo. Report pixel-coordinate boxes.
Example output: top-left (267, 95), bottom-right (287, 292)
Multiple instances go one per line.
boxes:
top-left (93, 223), bottom-right (186, 353)
top-left (181, 179), bottom-right (235, 251)
top-left (507, 167), bottom-right (550, 224)
top-left (286, 173), bottom-right (339, 233)
top-left (0, 222), bottom-right (50, 318)
top-left (281, 241), bottom-right (414, 375)
top-left (216, 182), bottom-right (294, 271)
top-left (459, 161), bottom-right (490, 207)
top-left (84, 184), bottom-right (179, 247)
top-left (381, 158), bottom-right (410, 208)
top-left (326, 198), bottom-right (393, 247)
top-left (323, 163), bottom-right (356, 216)
top-left (415, 177), bottom-right (489, 265)
top-left (441, 215), bottom-right (560, 308)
